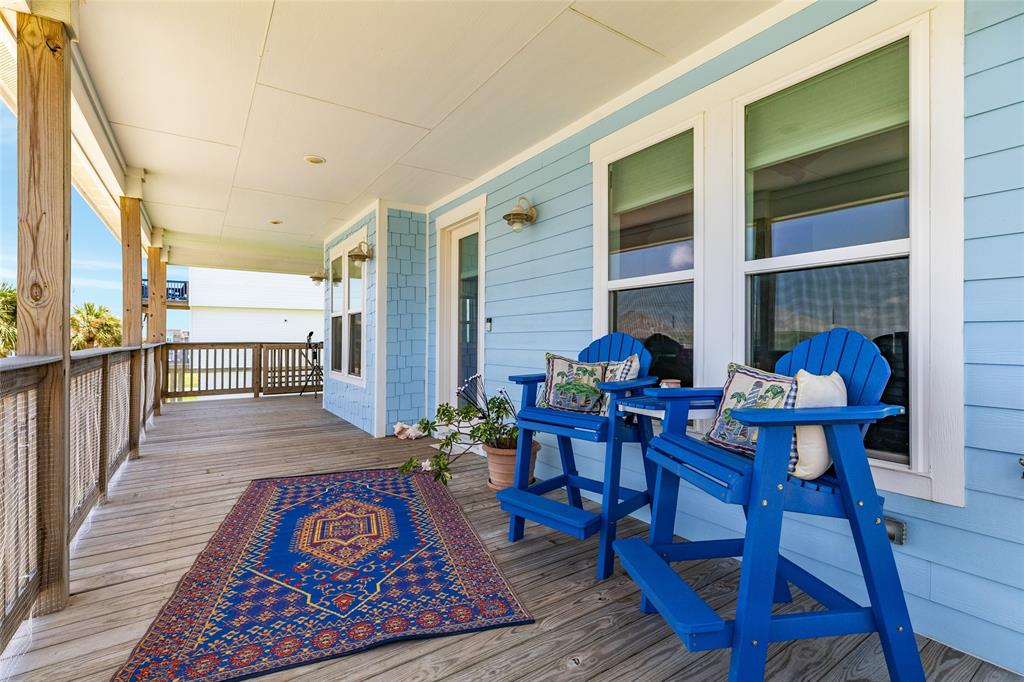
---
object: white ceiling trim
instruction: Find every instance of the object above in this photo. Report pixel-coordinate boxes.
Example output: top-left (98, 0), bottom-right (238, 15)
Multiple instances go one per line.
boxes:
top-left (425, 0), bottom-right (812, 214)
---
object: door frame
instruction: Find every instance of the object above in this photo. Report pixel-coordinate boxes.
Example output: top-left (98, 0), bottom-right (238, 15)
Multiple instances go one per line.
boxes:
top-left (435, 195), bottom-right (486, 409)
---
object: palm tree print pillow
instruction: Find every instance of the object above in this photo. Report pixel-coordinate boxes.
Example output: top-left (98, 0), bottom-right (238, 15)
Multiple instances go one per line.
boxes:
top-left (539, 353), bottom-right (608, 413)
top-left (705, 363), bottom-right (797, 455)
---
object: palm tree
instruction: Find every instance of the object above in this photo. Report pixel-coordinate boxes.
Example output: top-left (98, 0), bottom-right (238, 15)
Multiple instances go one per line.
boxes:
top-left (70, 302), bottom-right (122, 350)
top-left (0, 281), bottom-right (16, 357)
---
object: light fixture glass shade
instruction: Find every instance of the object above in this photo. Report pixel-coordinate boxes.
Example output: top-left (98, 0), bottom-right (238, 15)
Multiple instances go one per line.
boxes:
top-left (502, 195), bottom-right (537, 232)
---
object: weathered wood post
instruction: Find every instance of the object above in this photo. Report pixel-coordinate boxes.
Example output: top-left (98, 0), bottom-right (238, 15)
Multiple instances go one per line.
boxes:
top-left (147, 245), bottom-right (166, 415)
top-left (121, 196), bottom-right (143, 459)
top-left (16, 11), bottom-right (72, 615)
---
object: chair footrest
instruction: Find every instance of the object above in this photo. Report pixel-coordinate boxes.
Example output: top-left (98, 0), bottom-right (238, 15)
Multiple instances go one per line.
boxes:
top-left (614, 538), bottom-right (730, 651)
top-left (497, 488), bottom-right (600, 539)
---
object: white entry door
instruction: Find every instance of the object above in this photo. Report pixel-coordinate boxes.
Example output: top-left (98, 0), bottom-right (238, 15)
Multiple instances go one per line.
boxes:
top-left (440, 218), bottom-right (483, 405)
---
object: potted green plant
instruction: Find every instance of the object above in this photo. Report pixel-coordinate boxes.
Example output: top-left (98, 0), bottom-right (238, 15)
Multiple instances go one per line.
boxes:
top-left (399, 375), bottom-right (539, 491)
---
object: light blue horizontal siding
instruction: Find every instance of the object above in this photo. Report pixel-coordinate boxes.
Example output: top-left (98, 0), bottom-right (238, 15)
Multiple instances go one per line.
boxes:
top-left (965, 233), bottom-right (1024, 279)
top-left (964, 187), bottom-right (1024, 238)
top-left (965, 278), bottom-right (1024, 321)
top-left (965, 146), bottom-right (1024, 196)
top-left (966, 321), bottom-right (1024, 364)
top-left (965, 13), bottom-right (1024, 74)
top-left (966, 0), bottom-right (1024, 33)
top-left (418, 0), bottom-right (1024, 673)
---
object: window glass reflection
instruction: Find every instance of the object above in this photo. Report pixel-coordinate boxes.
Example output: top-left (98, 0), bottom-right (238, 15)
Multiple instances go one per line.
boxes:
top-left (611, 283), bottom-right (694, 385)
top-left (747, 258), bottom-right (910, 463)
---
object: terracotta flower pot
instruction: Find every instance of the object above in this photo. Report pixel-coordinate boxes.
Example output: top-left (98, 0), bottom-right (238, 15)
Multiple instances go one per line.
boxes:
top-left (483, 440), bottom-right (540, 492)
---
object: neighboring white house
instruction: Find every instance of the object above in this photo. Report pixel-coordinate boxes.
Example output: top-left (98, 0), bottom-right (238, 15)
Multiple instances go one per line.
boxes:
top-left (188, 267), bottom-right (324, 343)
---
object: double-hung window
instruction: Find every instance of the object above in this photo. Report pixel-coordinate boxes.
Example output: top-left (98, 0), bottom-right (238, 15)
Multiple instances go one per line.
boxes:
top-left (742, 38), bottom-right (911, 464)
top-left (329, 230), bottom-right (367, 381)
top-left (602, 126), bottom-right (698, 386)
top-left (592, 4), bottom-right (964, 504)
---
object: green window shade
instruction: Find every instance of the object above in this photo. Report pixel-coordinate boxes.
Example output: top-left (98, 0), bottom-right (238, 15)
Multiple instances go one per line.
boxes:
top-left (745, 38), bottom-right (908, 172)
top-left (610, 129), bottom-right (694, 214)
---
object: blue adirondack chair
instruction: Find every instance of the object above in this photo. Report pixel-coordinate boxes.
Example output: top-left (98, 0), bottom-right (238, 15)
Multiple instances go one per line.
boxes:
top-left (496, 332), bottom-right (658, 579)
top-left (614, 328), bottom-right (924, 681)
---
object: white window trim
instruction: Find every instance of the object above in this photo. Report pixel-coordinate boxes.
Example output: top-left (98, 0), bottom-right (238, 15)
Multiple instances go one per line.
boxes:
top-left (589, 1), bottom-right (964, 506)
top-left (434, 194), bottom-right (487, 411)
top-left (329, 227), bottom-right (368, 387)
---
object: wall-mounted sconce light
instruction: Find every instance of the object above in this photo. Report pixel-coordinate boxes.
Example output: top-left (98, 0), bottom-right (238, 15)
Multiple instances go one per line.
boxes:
top-left (348, 241), bottom-right (374, 262)
top-left (502, 195), bottom-right (537, 232)
top-left (309, 267), bottom-right (327, 285)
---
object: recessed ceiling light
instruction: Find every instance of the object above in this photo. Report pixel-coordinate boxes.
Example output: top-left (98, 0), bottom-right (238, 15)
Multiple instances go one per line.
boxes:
top-left (303, 154), bottom-right (326, 165)
top-left (269, 219), bottom-right (283, 225)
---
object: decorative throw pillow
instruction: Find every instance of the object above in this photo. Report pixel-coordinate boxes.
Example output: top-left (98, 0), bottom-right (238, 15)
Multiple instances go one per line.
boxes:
top-left (539, 353), bottom-right (608, 413)
top-left (601, 354), bottom-right (641, 416)
top-left (705, 363), bottom-right (797, 455)
top-left (791, 370), bottom-right (847, 480)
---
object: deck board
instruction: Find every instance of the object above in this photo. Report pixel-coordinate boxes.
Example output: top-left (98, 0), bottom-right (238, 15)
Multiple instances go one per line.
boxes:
top-left (0, 396), bottom-right (1016, 681)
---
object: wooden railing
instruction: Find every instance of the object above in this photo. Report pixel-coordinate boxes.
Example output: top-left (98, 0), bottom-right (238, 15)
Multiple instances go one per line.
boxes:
top-left (162, 342), bottom-right (323, 399)
top-left (0, 343), bottom-right (162, 650)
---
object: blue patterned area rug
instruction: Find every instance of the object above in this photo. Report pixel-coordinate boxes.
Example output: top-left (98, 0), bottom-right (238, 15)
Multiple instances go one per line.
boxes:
top-left (112, 469), bottom-right (532, 681)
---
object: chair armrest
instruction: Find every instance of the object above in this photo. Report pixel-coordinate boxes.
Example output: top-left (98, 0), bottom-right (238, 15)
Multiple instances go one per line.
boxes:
top-left (643, 387), bottom-right (724, 401)
top-left (730, 404), bottom-right (905, 427)
top-left (596, 376), bottom-right (659, 393)
top-left (509, 373), bottom-right (545, 385)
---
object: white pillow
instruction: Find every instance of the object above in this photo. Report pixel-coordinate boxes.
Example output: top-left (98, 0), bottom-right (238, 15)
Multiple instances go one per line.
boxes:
top-left (792, 370), bottom-right (847, 480)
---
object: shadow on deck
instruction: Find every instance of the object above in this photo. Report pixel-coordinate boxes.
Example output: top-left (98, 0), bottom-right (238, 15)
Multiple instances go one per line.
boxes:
top-left (0, 396), bottom-right (1014, 681)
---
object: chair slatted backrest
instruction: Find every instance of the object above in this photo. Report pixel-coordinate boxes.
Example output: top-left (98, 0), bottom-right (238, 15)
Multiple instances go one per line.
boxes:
top-left (774, 328), bottom-right (891, 407)
top-left (578, 332), bottom-right (654, 377)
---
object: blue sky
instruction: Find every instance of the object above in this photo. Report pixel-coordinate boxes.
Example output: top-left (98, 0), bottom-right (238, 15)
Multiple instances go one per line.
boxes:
top-left (1, 104), bottom-right (189, 330)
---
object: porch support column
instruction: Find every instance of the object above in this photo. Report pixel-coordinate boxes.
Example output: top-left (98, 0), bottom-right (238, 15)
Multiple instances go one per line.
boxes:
top-left (121, 196), bottom-right (143, 458)
top-left (16, 11), bottom-right (72, 615)
top-left (147, 246), bottom-right (166, 415)
top-left (146, 247), bottom-right (166, 343)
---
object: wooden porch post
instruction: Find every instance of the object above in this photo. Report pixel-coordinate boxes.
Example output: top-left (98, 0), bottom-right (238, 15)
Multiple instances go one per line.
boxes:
top-left (146, 247), bottom-right (166, 343)
top-left (121, 196), bottom-right (143, 458)
top-left (147, 247), bottom-right (166, 415)
top-left (16, 11), bottom-right (72, 615)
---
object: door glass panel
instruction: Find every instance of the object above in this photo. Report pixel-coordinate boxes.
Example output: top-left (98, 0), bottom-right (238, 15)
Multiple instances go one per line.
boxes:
top-left (457, 233), bottom-right (479, 389)
top-left (611, 283), bottom-right (694, 385)
top-left (747, 258), bottom-right (910, 464)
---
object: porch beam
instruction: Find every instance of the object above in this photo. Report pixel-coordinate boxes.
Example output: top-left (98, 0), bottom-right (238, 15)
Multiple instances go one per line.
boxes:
top-left (16, 10), bottom-right (72, 615)
top-left (121, 196), bottom-right (143, 457)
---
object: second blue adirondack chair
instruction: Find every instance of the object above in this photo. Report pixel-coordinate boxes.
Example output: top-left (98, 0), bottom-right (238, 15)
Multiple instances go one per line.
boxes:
top-left (496, 332), bottom-right (658, 579)
top-left (614, 328), bottom-right (925, 681)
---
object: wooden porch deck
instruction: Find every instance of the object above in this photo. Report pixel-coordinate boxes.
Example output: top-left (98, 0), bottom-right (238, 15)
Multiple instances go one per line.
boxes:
top-left (0, 396), bottom-right (1015, 681)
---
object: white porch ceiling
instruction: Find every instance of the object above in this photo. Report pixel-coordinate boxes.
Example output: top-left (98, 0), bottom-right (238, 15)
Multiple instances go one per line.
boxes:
top-left (76, 0), bottom-right (777, 274)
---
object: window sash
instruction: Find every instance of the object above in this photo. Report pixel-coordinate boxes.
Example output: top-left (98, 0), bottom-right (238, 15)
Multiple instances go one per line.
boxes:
top-left (610, 129), bottom-right (695, 214)
top-left (744, 38), bottom-right (909, 171)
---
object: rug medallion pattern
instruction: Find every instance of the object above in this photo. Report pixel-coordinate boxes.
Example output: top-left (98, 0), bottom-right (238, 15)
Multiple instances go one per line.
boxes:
top-left (112, 469), bottom-right (532, 681)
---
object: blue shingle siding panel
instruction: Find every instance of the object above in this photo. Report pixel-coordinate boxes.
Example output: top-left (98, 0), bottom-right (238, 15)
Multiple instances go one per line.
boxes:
top-left (385, 209), bottom-right (427, 428)
top-left (322, 209), bottom-right (377, 434)
top-left (420, 0), bottom-right (1024, 672)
